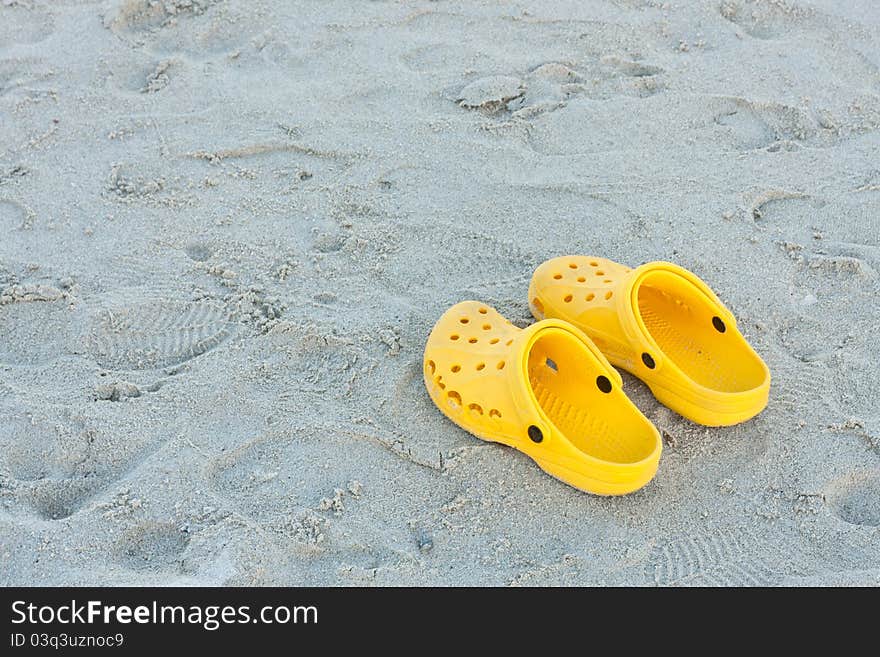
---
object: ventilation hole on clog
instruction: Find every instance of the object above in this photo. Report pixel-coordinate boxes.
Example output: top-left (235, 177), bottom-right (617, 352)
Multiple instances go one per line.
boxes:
top-left (497, 360), bottom-right (505, 370)
top-left (468, 337), bottom-right (478, 344)
top-left (642, 353), bottom-right (655, 369)
top-left (577, 276), bottom-right (586, 283)
top-left (460, 318), bottom-right (469, 324)
top-left (604, 291), bottom-right (613, 300)
top-left (447, 391), bottom-right (461, 408)
top-left (489, 337), bottom-right (499, 345)
top-left (589, 261), bottom-right (598, 267)
top-left (489, 409), bottom-right (501, 419)
top-left (596, 376), bottom-right (612, 393)
top-left (478, 307), bottom-right (488, 314)
top-left (568, 263), bottom-right (578, 269)
top-left (604, 279), bottom-right (612, 284)
top-left (586, 293), bottom-right (595, 301)
top-left (482, 324), bottom-right (491, 331)
top-left (712, 316), bottom-right (727, 333)
top-left (436, 376), bottom-right (446, 390)
top-left (505, 339), bottom-right (513, 346)
top-left (532, 297), bottom-right (544, 314)
top-left (528, 425), bottom-right (543, 443)
top-left (545, 358), bottom-right (558, 372)
top-left (450, 334), bottom-right (459, 341)
top-left (553, 273), bottom-right (562, 280)
top-left (426, 360), bottom-right (435, 375)
top-left (595, 270), bottom-right (605, 276)
top-left (451, 365), bottom-right (461, 373)
top-left (468, 403), bottom-right (483, 415)
top-left (563, 294), bottom-right (573, 303)
top-left (476, 362), bottom-right (485, 371)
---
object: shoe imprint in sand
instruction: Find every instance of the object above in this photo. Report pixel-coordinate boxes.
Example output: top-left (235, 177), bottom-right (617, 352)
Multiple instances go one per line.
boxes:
top-left (529, 256), bottom-right (770, 426)
top-left (424, 301), bottom-right (661, 496)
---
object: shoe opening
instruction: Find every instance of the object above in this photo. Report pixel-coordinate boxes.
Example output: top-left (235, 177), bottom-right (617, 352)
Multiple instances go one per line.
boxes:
top-left (526, 328), bottom-right (657, 465)
top-left (635, 270), bottom-right (767, 393)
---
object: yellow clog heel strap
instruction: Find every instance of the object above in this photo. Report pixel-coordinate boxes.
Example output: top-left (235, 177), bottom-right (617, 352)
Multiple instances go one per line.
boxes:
top-left (424, 301), bottom-right (661, 495)
top-left (529, 257), bottom-right (770, 426)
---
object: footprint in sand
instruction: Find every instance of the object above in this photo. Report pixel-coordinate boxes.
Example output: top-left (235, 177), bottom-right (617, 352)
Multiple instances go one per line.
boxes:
top-left (713, 97), bottom-right (822, 150)
top-left (456, 59), bottom-right (665, 120)
top-left (113, 520), bottom-right (190, 572)
top-left (102, 0), bottom-right (266, 60)
top-left (646, 526), bottom-right (810, 586)
top-left (102, 0), bottom-right (217, 35)
top-left (86, 299), bottom-right (234, 370)
top-left (826, 471), bottom-right (880, 527)
top-left (595, 56), bottom-right (665, 100)
top-left (720, 0), bottom-right (814, 40)
top-left (110, 57), bottom-right (183, 94)
top-left (0, 199), bottom-right (30, 230)
top-left (204, 432), bottom-right (290, 521)
top-left (524, 93), bottom-right (819, 156)
top-left (456, 76), bottom-right (525, 114)
top-left (0, 412), bottom-right (156, 521)
top-left (184, 240), bottom-right (214, 262)
top-left (329, 221), bottom-right (537, 298)
top-left (774, 234), bottom-right (879, 287)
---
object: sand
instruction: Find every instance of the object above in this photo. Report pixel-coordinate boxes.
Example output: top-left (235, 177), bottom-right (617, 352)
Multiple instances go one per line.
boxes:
top-left (0, 0), bottom-right (878, 586)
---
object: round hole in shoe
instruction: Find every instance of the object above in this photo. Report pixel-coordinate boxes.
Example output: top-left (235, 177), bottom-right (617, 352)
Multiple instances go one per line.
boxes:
top-left (505, 339), bottom-right (513, 346)
top-left (437, 378), bottom-right (446, 390)
top-left (586, 293), bottom-right (595, 301)
top-left (451, 364), bottom-right (461, 373)
top-left (596, 375), bottom-right (612, 393)
top-left (568, 263), bottom-right (578, 269)
top-left (590, 261), bottom-right (598, 267)
top-left (482, 324), bottom-right (491, 331)
top-left (527, 425), bottom-right (543, 443)
top-left (641, 353), bottom-right (655, 369)
top-left (468, 403), bottom-right (483, 415)
top-left (460, 317), bottom-right (469, 324)
top-left (489, 338), bottom-right (500, 345)
top-left (577, 276), bottom-right (586, 283)
top-left (605, 291), bottom-right (613, 300)
top-left (497, 360), bottom-right (505, 370)
top-left (563, 294), bottom-right (573, 303)
top-left (450, 334), bottom-right (460, 341)
top-left (426, 360), bottom-right (435, 375)
top-left (468, 337), bottom-right (478, 344)
top-left (478, 307), bottom-right (488, 314)
top-left (545, 358), bottom-right (558, 372)
top-left (489, 409), bottom-right (502, 419)
top-left (595, 270), bottom-right (605, 276)
top-left (447, 390), bottom-right (461, 408)
top-left (553, 273), bottom-right (563, 280)
top-left (604, 279), bottom-right (612, 284)
top-left (476, 362), bottom-right (486, 371)
top-left (712, 316), bottom-right (727, 333)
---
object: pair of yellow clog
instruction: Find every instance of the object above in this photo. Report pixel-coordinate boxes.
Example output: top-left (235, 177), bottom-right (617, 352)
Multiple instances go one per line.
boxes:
top-left (423, 256), bottom-right (770, 496)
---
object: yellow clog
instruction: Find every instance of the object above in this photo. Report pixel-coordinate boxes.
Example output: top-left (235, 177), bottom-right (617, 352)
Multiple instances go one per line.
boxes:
top-left (528, 257), bottom-right (770, 426)
top-left (423, 301), bottom-right (661, 496)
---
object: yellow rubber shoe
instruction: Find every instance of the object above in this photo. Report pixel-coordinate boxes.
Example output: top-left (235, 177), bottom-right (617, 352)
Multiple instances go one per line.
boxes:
top-left (528, 257), bottom-right (771, 426)
top-left (423, 301), bottom-right (661, 496)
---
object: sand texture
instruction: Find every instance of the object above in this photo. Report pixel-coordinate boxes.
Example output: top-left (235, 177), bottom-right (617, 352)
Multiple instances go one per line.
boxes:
top-left (1, 0), bottom-right (879, 586)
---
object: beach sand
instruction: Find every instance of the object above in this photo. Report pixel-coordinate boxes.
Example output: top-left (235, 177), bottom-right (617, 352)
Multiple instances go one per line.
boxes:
top-left (1, 0), bottom-right (879, 585)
